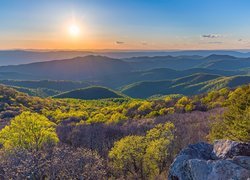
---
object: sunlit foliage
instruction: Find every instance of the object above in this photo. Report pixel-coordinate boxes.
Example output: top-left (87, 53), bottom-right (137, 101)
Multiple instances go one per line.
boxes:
top-left (208, 85), bottom-right (250, 142)
top-left (108, 122), bottom-right (174, 179)
top-left (0, 84), bottom-right (249, 179)
top-left (0, 111), bottom-right (58, 151)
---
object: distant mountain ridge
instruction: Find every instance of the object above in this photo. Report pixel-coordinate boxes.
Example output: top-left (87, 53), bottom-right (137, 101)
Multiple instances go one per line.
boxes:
top-left (0, 53), bottom-right (249, 99)
top-left (0, 54), bottom-right (248, 82)
top-left (0, 80), bottom-right (90, 91)
top-left (1, 50), bottom-right (250, 66)
top-left (0, 55), bottom-right (132, 81)
top-left (125, 54), bottom-right (250, 71)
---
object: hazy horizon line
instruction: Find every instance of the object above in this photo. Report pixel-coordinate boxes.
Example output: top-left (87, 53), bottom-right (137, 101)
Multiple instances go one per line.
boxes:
top-left (1, 48), bottom-right (250, 53)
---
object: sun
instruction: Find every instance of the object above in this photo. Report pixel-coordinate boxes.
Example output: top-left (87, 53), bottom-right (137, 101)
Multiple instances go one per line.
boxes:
top-left (68, 24), bottom-right (80, 37)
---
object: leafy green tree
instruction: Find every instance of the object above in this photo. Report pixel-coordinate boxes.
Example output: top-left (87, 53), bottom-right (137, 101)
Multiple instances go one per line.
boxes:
top-left (175, 96), bottom-right (195, 112)
top-left (88, 113), bottom-right (107, 123)
top-left (108, 135), bottom-right (146, 179)
top-left (201, 88), bottom-right (230, 109)
top-left (107, 112), bottom-right (127, 124)
top-left (209, 85), bottom-right (250, 142)
top-left (144, 123), bottom-right (174, 177)
top-left (0, 111), bottom-right (58, 151)
top-left (108, 122), bottom-right (174, 179)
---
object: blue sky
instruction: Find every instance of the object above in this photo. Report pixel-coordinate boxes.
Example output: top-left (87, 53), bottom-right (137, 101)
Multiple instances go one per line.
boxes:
top-left (0, 0), bottom-right (250, 50)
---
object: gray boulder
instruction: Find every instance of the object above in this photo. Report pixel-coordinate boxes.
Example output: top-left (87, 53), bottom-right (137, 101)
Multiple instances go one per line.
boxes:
top-left (168, 140), bottom-right (250, 180)
top-left (213, 140), bottom-right (250, 159)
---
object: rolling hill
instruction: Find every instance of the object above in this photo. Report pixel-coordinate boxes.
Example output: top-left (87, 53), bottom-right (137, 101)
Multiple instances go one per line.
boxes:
top-left (0, 53), bottom-right (244, 89)
top-left (0, 54), bottom-right (249, 83)
top-left (0, 50), bottom-right (93, 66)
top-left (53, 86), bottom-right (124, 100)
top-left (0, 80), bottom-right (91, 91)
top-left (99, 68), bottom-right (242, 88)
top-left (125, 54), bottom-right (250, 71)
top-left (0, 55), bottom-right (132, 81)
top-left (11, 86), bottom-right (60, 97)
top-left (198, 58), bottom-right (250, 70)
top-left (125, 56), bottom-right (206, 70)
top-left (0, 80), bottom-right (93, 97)
top-left (0, 54), bottom-right (249, 97)
top-left (121, 74), bottom-right (250, 98)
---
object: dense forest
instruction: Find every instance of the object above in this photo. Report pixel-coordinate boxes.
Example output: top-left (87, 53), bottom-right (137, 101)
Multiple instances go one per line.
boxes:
top-left (0, 83), bottom-right (249, 179)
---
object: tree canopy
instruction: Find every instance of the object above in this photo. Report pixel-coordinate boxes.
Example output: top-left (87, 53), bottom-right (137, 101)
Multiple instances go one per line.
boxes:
top-left (209, 85), bottom-right (250, 142)
top-left (108, 122), bottom-right (174, 179)
top-left (0, 111), bottom-right (58, 151)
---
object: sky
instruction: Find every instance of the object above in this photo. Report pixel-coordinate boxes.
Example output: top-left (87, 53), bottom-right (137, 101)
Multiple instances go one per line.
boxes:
top-left (0, 0), bottom-right (250, 50)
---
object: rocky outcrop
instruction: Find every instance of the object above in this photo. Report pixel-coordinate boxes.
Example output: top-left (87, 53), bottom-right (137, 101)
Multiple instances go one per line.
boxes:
top-left (213, 140), bottom-right (250, 159)
top-left (168, 140), bottom-right (250, 180)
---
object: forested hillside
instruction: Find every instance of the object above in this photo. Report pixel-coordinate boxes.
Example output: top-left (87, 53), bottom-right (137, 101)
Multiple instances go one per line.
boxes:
top-left (0, 55), bottom-right (249, 81)
top-left (0, 55), bottom-right (131, 80)
top-left (0, 54), bottom-right (249, 100)
top-left (0, 84), bottom-right (249, 178)
top-left (54, 86), bottom-right (124, 100)
top-left (121, 75), bottom-right (250, 98)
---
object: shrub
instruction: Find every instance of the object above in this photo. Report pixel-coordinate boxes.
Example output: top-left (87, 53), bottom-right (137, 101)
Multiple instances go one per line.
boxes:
top-left (0, 111), bottom-right (58, 151)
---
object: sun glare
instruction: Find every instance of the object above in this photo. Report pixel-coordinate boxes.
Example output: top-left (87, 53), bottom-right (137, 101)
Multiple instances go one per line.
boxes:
top-left (69, 24), bottom-right (80, 37)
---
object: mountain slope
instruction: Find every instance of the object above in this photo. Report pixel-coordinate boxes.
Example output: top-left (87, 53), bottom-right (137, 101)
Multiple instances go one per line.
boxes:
top-left (198, 59), bottom-right (250, 70)
top-left (0, 80), bottom-right (90, 91)
top-left (0, 55), bottom-right (132, 81)
top-left (125, 55), bottom-right (250, 71)
top-left (54, 86), bottom-right (124, 100)
top-left (0, 54), bottom-right (248, 87)
top-left (99, 68), bottom-right (241, 88)
top-left (121, 74), bottom-right (250, 98)
top-left (121, 80), bottom-right (172, 98)
top-left (11, 86), bottom-right (60, 97)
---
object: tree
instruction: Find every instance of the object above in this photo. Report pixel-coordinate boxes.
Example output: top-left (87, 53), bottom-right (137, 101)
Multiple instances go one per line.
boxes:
top-left (107, 112), bottom-right (127, 124)
top-left (144, 123), bottom-right (174, 177)
top-left (175, 96), bottom-right (194, 112)
top-left (108, 122), bottom-right (175, 179)
top-left (209, 85), bottom-right (250, 142)
top-left (109, 135), bottom-right (146, 179)
top-left (0, 111), bottom-right (58, 151)
top-left (88, 113), bottom-right (107, 123)
top-left (0, 145), bottom-right (106, 179)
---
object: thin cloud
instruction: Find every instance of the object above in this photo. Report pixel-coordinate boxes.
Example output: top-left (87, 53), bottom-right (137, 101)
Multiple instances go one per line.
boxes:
top-left (199, 41), bottom-right (223, 44)
top-left (202, 34), bottom-right (222, 38)
top-left (115, 41), bottom-right (125, 45)
top-left (207, 41), bottom-right (223, 44)
top-left (141, 41), bottom-right (147, 45)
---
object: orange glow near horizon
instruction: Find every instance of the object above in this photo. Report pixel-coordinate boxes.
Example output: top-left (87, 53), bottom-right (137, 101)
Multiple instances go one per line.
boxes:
top-left (0, 38), bottom-right (246, 51)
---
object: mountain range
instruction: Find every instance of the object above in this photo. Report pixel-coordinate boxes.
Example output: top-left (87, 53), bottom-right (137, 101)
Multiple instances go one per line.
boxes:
top-left (1, 50), bottom-right (250, 66)
top-left (0, 53), bottom-right (249, 99)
